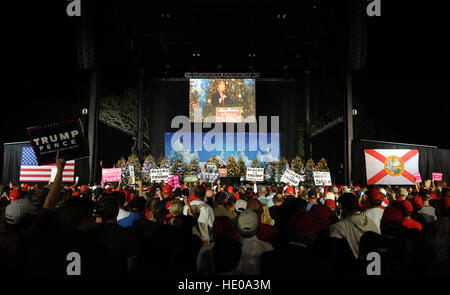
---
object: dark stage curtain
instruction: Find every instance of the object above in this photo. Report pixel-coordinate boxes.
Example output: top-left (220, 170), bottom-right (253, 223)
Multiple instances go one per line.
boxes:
top-left (1, 142), bottom-right (87, 186)
top-left (1, 142), bottom-right (26, 185)
top-left (352, 140), bottom-right (450, 185)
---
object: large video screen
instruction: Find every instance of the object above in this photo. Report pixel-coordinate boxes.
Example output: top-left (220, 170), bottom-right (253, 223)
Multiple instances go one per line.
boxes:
top-left (189, 79), bottom-right (256, 122)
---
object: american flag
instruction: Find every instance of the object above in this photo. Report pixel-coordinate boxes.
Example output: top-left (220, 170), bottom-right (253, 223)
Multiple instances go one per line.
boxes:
top-left (19, 146), bottom-right (75, 182)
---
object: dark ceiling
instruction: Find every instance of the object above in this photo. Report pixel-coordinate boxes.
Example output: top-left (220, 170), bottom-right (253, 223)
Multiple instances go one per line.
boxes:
top-left (90, 0), bottom-right (345, 77)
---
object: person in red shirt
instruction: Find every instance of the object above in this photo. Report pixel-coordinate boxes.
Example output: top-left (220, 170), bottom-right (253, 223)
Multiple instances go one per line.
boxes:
top-left (400, 199), bottom-right (423, 231)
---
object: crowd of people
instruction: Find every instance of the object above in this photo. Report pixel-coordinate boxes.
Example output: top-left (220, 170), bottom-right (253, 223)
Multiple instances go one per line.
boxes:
top-left (0, 155), bottom-right (449, 276)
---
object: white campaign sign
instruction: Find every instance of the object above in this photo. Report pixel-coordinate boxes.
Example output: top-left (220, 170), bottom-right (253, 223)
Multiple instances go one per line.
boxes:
top-left (129, 166), bottom-right (136, 184)
top-left (313, 171), bottom-right (332, 186)
top-left (150, 169), bottom-right (170, 182)
top-left (246, 168), bottom-right (264, 182)
top-left (280, 169), bottom-right (304, 186)
top-left (206, 162), bottom-right (217, 171)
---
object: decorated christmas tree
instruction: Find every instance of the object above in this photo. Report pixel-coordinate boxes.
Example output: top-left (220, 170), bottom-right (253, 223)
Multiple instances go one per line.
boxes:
top-left (171, 158), bottom-right (186, 179)
top-left (305, 158), bottom-right (316, 187)
top-left (158, 157), bottom-right (172, 170)
top-left (142, 154), bottom-right (158, 182)
top-left (315, 158), bottom-right (330, 172)
top-left (203, 155), bottom-right (220, 169)
top-left (186, 156), bottom-right (201, 175)
top-left (116, 157), bottom-right (127, 180)
top-left (276, 157), bottom-right (289, 182)
top-left (237, 157), bottom-right (247, 177)
top-left (126, 153), bottom-right (143, 181)
top-left (290, 156), bottom-right (305, 175)
top-left (226, 155), bottom-right (238, 177)
top-left (251, 157), bottom-right (262, 168)
top-left (264, 161), bottom-right (276, 182)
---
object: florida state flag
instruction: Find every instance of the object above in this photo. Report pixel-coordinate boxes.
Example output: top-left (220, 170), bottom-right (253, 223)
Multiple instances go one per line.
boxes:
top-left (364, 149), bottom-right (419, 185)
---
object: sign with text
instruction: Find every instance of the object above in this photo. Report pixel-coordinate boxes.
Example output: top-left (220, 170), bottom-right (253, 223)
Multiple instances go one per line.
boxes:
top-left (219, 168), bottom-right (228, 177)
top-left (280, 169), bottom-right (304, 186)
top-left (150, 169), bottom-right (170, 182)
top-left (27, 119), bottom-right (89, 166)
top-left (432, 172), bottom-right (443, 181)
top-left (413, 173), bottom-right (422, 183)
top-left (201, 169), bottom-right (220, 183)
top-left (167, 175), bottom-right (180, 190)
top-left (102, 168), bottom-right (122, 183)
top-left (206, 162), bottom-right (217, 171)
top-left (313, 172), bottom-right (332, 186)
top-left (216, 107), bottom-right (242, 122)
top-left (246, 167), bottom-right (264, 182)
top-left (129, 166), bottom-right (136, 184)
top-left (184, 175), bottom-right (198, 183)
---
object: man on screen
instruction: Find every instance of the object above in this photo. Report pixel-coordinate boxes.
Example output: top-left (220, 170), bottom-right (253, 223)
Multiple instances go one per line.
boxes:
top-left (211, 81), bottom-right (234, 108)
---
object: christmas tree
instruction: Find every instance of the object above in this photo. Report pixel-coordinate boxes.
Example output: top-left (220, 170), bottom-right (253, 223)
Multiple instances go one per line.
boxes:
top-left (305, 158), bottom-right (316, 187)
top-left (251, 157), bottom-right (262, 168)
top-left (142, 154), bottom-right (158, 183)
top-left (116, 157), bottom-right (127, 180)
top-left (171, 158), bottom-right (186, 179)
top-left (126, 154), bottom-right (143, 181)
top-left (264, 161), bottom-right (276, 183)
top-left (315, 158), bottom-right (330, 172)
top-left (203, 155), bottom-right (220, 169)
top-left (237, 156), bottom-right (247, 177)
top-left (290, 156), bottom-right (305, 175)
top-left (226, 155), bottom-right (238, 177)
top-left (158, 157), bottom-right (172, 170)
top-left (276, 157), bottom-right (289, 182)
top-left (187, 156), bottom-right (201, 175)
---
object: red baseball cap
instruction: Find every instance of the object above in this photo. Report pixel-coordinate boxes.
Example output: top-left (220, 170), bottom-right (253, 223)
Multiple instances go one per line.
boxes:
top-left (23, 184), bottom-right (29, 189)
top-left (163, 185), bottom-right (173, 194)
top-left (80, 185), bottom-right (88, 192)
top-left (9, 189), bottom-right (23, 202)
top-left (366, 189), bottom-right (384, 205)
top-left (324, 199), bottom-right (336, 210)
top-left (105, 187), bottom-right (113, 194)
top-left (72, 192), bottom-right (81, 197)
top-left (309, 203), bottom-right (333, 230)
top-left (286, 186), bottom-right (295, 195)
top-left (410, 196), bottom-right (423, 210)
top-left (381, 207), bottom-right (404, 228)
top-left (290, 211), bottom-right (318, 233)
top-left (227, 186), bottom-right (234, 193)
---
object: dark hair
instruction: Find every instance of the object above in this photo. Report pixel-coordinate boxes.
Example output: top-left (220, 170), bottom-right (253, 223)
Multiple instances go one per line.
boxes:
top-left (112, 191), bottom-right (126, 206)
top-left (194, 185), bottom-right (206, 200)
top-left (128, 196), bottom-right (147, 212)
top-left (307, 189), bottom-right (317, 199)
top-left (215, 192), bottom-right (227, 205)
top-left (174, 187), bottom-right (183, 197)
top-left (58, 196), bottom-right (94, 229)
top-left (338, 193), bottom-right (359, 213)
top-left (213, 238), bottom-right (242, 274)
top-left (182, 188), bottom-right (190, 197)
top-left (96, 195), bottom-right (119, 221)
top-left (419, 189), bottom-right (431, 200)
top-left (273, 193), bottom-right (284, 204)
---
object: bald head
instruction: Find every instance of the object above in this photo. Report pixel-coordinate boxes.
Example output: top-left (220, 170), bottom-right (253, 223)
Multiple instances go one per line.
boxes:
top-left (206, 190), bottom-right (214, 199)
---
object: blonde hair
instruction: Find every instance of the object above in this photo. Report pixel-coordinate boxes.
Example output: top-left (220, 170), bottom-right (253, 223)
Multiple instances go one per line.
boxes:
top-left (169, 200), bottom-right (183, 217)
top-left (261, 204), bottom-right (275, 226)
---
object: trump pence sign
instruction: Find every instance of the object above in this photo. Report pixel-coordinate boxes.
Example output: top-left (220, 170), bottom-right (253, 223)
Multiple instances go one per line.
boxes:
top-left (27, 119), bottom-right (89, 166)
